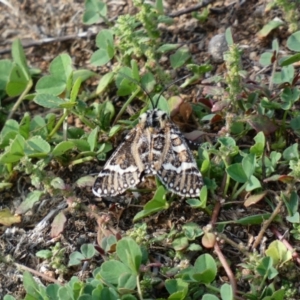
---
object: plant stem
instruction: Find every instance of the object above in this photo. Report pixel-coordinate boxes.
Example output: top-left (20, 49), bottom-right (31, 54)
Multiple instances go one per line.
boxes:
top-left (7, 79), bottom-right (33, 120)
top-left (252, 199), bottom-right (283, 249)
top-left (113, 88), bottom-right (141, 125)
top-left (48, 110), bottom-right (69, 140)
top-left (136, 275), bottom-right (143, 300)
top-left (222, 157), bottom-right (230, 197)
top-left (232, 182), bottom-right (247, 200)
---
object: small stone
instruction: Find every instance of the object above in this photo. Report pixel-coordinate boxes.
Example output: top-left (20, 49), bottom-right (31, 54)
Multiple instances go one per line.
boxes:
top-left (208, 34), bottom-right (228, 63)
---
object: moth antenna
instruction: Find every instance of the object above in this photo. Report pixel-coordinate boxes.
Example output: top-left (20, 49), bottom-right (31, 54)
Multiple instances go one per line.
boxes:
top-left (118, 72), bottom-right (156, 109)
top-left (154, 74), bottom-right (190, 108)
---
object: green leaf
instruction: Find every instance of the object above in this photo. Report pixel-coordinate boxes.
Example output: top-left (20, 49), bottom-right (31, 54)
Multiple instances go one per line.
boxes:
top-left (157, 43), bottom-right (179, 53)
top-left (88, 127), bottom-right (99, 152)
top-left (34, 94), bottom-right (66, 108)
top-left (259, 52), bottom-right (273, 67)
top-left (155, 0), bottom-right (164, 14)
top-left (96, 72), bottom-right (114, 94)
top-left (81, 244), bottom-right (96, 259)
top-left (117, 237), bottom-right (142, 274)
top-left (0, 60), bottom-right (13, 92)
top-left (234, 213), bottom-right (274, 225)
top-left (199, 185), bottom-right (207, 206)
top-left (83, 0), bottom-right (107, 25)
top-left (272, 39), bottom-right (279, 52)
top-left (68, 251), bottom-right (85, 266)
top-left (258, 20), bottom-right (284, 38)
top-left (265, 240), bottom-right (292, 267)
top-left (35, 76), bottom-right (66, 95)
top-left (172, 237), bottom-right (189, 251)
top-left (291, 116), bottom-right (300, 132)
top-left (273, 65), bottom-right (294, 85)
top-left (70, 77), bottom-right (82, 103)
top-left (226, 163), bottom-right (248, 183)
top-left (165, 279), bottom-right (188, 300)
top-left (133, 186), bottom-right (169, 221)
top-left (76, 175), bottom-right (95, 188)
top-left (182, 222), bottom-right (203, 240)
top-left (52, 178), bottom-right (67, 191)
top-left (281, 87), bottom-right (300, 110)
top-left (0, 119), bottom-right (19, 147)
top-left (286, 212), bottom-right (300, 223)
top-left (73, 69), bottom-right (96, 83)
top-left (242, 153), bottom-right (255, 179)
top-left (221, 283), bottom-right (233, 300)
top-left (30, 115), bottom-right (48, 138)
top-left (193, 254), bottom-right (217, 284)
top-left (245, 175), bottom-right (261, 191)
top-left (153, 94), bottom-right (169, 113)
top-left (19, 112), bottom-right (31, 140)
top-left (262, 289), bottom-right (285, 300)
top-left (0, 134), bottom-right (25, 163)
top-left (250, 131), bottom-right (265, 156)
top-left (24, 136), bottom-right (51, 157)
top-left (46, 284), bottom-right (60, 299)
top-left (186, 198), bottom-right (205, 208)
top-left (141, 72), bottom-right (155, 95)
top-left (256, 257), bottom-right (278, 280)
top-left (36, 249), bottom-right (52, 259)
top-left (96, 29), bottom-right (114, 50)
top-left (283, 143), bottom-right (299, 160)
top-left (4, 295), bottom-right (17, 300)
top-left (218, 136), bottom-right (237, 147)
top-left (52, 141), bottom-right (75, 157)
top-left (6, 63), bottom-right (30, 97)
top-left (91, 49), bottom-right (113, 66)
top-left (11, 39), bottom-right (30, 79)
top-left (16, 190), bottom-right (44, 214)
top-left (202, 295), bottom-right (221, 300)
top-left (100, 261), bottom-right (132, 285)
top-left (109, 125), bottom-right (121, 137)
top-left (225, 27), bottom-right (234, 46)
top-left (118, 273), bottom-right (137, 291)
top-left (50, 54), bottom-right (73, 80)
top-left (170, 47), bottom-right (191, 69)
top-left (280, 53), bottom-right (300, 66)
top-left (286, 30), bottom-right (300, 52)
top-left (23, 271), bottom-right (40, 297)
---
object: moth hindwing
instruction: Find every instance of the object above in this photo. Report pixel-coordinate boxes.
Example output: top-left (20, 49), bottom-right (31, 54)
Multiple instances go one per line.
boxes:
top-left (93, 109), bottom-right (203, 198)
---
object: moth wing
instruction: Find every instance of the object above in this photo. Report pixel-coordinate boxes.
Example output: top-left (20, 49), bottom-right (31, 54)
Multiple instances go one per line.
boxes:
top-left (153, 124), bottom-right (203, 198)
top-left (93, 126), bottom-right (149, 197)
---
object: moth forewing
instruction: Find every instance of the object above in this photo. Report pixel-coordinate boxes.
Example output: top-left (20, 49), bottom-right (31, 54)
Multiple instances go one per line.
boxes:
top-left (151, 118), bottom-right (203, 197)
top-left (92, 126), bottom-right (146, 197)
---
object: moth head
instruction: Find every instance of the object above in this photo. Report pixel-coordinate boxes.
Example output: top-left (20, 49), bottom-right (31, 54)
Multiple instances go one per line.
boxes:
top-left (139, 109), bottom-right (168, 129)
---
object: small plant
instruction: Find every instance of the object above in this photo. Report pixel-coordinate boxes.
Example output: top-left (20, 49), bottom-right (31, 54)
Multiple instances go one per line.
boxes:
top-left (36, 242), bottom-right (68, 276)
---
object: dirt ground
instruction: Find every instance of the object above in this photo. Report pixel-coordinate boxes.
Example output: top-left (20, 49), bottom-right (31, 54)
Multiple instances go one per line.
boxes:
top-left (0, 0), bottom-right (297, 298)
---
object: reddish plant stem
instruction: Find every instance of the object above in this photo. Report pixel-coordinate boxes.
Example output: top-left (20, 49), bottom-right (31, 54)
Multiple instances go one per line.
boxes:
top-left (214, 242), bottom-right (239, 299)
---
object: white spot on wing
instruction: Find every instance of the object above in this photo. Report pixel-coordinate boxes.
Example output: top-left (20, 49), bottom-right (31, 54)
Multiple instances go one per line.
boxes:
top-left (106, 165), bottom-right (138, 174)
top-left (162, 162), bottom-right (196, 173)
top-left (172, 144), bottom-right (186, 153)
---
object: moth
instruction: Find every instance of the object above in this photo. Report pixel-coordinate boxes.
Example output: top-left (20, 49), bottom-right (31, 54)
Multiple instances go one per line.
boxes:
top-left (93, 78), bottom-right (203, 198)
